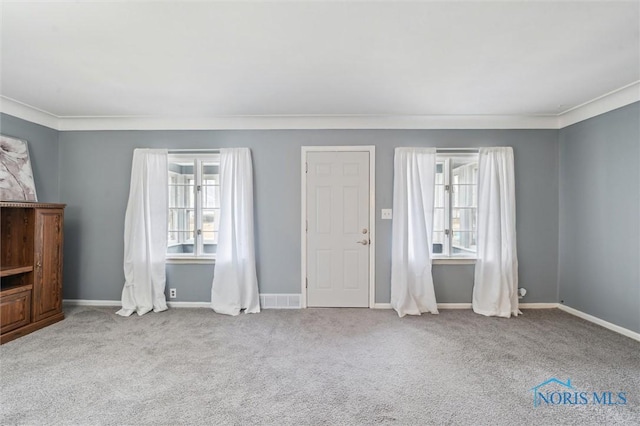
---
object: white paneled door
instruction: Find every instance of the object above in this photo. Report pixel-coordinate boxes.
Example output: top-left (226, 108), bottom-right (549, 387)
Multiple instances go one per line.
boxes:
top-left (306, 151), bottom-right (370, 307)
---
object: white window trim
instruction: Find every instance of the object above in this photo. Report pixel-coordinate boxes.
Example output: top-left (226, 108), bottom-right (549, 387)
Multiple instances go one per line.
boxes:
top-left (167, 153), bottom-right (220, 262)
top-left (166, 257), bottom-right (215, 264)
top-left (432, 256), bottom-right (476, 265)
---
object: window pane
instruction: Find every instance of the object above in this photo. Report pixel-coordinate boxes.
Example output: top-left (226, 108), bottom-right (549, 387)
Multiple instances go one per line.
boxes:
top-left (202, 209), bottom-right (218, 228)
top-left (452, 184), bottom-right (476, 208)
top-left (451, 157), bottom-right (477, 255)
top-left (434, 185), bottom-right (445, 208)
top-left (168, 231), bottom-right (195, 243)
top-left (186, 210), bottom-right (195, 233)
top-left (168, 209), bottom-right (179, 231)
top-left (168, 185), bottom-right (193, 208)
top-left (202, 162), bottom-right (220, 210)
top-left (168, 209), bottom-right (189, 228)
top-left (187, 178), bottom-right (195, 207)
top-left (202, 231), bottom-right (218, 246)
top-left (203, 175), bottom-right (219, 185)
top-left (435, 162), bottom-right (445, 184)
top-left (168, 242), bottom-right (187, 254)
top-left (433, 208), bottom-right (444, 231)
top-left (168, 160), bottom-right (195, 209)
top-left (451, 208), bottom-right (475, 232)
top-left (168, 176), bottom-right (179, 206)
top-left (202, 163), bottom-right (219, 180)
top-left (202, 183), bottom-right (220, 209)
top-left (168, 208), bottom-right (195, 248)
top-left (203, 239), bottom-right (217, 254)
top-left (168, 155), bottom-right (221, 257)
top-left (434, 154), bottom-right (479, 257)
top-left (173, 243), bottom-right (195, 254)
top-left (452, 158), bottom-right (477, 173)
top-left (452, 231), bottom-right (476, 254)
top-left (451, 159), bottom-right (477, 208)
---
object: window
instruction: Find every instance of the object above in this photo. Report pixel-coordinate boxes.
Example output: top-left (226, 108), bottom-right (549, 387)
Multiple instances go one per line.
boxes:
top-left (167, 154), bottom-right (220, 260)
top-left (433, 153), bottom-right (478, 258)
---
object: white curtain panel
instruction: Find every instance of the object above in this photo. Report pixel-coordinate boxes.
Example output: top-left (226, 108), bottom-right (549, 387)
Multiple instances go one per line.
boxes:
top-left (211, 148), bottom-right (260, 315)
top-left (117, 149), bottom-right (169, 317)
top-left (391, 147), bottom-right (439, 317)
top-left (473, 147), bottom-right (520, 318)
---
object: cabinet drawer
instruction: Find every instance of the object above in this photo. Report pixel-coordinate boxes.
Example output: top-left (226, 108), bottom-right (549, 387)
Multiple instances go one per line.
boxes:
top-left (1, 289), bottom-right (32, 334)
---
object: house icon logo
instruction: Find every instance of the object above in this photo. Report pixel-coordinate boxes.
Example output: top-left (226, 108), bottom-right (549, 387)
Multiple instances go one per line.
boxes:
top-left (530, 378), bottom-right (574, 407)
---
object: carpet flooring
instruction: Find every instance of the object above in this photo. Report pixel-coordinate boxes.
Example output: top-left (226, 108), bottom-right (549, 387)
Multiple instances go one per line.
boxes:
top-left (1, 306), bottom-right (639, 425)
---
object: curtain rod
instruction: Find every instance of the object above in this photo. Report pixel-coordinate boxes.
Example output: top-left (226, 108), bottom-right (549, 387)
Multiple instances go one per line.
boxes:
top-left (168, 149), bottom-right (220, 153)
top-left (436, 148), bottom-right (479, 152)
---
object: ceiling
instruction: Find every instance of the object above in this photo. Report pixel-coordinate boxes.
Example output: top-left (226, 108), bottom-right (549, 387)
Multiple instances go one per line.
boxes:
top-left (1, 1), bottom-right (639, 129)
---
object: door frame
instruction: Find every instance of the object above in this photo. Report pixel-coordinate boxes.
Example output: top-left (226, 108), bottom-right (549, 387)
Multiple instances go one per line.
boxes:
top-left (301, 146), bottom-right (376, 308)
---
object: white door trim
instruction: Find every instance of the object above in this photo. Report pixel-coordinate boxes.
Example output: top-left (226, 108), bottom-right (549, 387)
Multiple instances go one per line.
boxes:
top-left (301, 146), bottom-right (376, 308)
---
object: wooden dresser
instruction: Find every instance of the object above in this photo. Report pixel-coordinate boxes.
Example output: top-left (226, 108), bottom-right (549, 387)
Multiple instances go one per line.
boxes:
top-left (1, 202), bottom-right (65, 344)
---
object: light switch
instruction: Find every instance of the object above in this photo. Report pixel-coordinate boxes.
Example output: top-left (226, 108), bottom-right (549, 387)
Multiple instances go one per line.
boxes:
top-left (381, 209), bottom-right (392, 220)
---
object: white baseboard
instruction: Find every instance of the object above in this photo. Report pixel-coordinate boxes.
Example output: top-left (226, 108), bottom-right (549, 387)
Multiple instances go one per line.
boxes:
top-left (375, 302), bottom-right (560, 310)
top-left (64, 295), bottom-right (302, 310)
top-left (62, 299), bottom-right (560, 311)
top-left (63, 299), bottom-right (120, 307)
top-left (63, 299), bottom-right (210, 309)
top-left (168, 301), bottom-right (211, 308)
top-left (373, 303), bottom-right (474, 309)
top-left (557, 304), bottom-right (640, 342)
top-left (438, 303), bottom-right (472, 309)
top-left (519, 303), bottom-right (559, 309)
top-left (62, 298), bottom-right (639, 341)
top-left (63, 299), bottom-right (482, 310)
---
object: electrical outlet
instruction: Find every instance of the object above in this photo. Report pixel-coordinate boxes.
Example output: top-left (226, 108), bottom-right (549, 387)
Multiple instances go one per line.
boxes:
top-left (169, 288), bottom-right (177, 299)
top-left (381, 209), bottom-right (393, 220)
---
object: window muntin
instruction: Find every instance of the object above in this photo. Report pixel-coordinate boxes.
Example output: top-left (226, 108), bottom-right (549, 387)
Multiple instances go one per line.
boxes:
top-left (433, 154), bottom-right (478, 258)
top-left (167, 154), bottom-right (220, 259)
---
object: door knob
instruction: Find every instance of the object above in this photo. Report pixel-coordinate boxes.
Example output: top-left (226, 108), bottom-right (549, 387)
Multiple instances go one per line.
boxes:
top-left (357, 239), bottom-right (369, 245)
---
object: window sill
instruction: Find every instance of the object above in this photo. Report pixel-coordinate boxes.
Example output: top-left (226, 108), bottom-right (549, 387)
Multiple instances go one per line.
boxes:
top-left (166, 257), bottom-right (216, 265)
top-left (432, 257), bottom-right (477, 265)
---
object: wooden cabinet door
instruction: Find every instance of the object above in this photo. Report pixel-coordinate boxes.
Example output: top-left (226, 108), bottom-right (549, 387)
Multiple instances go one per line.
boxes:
top-left (0, 288), bottom-right (32, 334)
top-left (33, 209), bottom-right (64, 322)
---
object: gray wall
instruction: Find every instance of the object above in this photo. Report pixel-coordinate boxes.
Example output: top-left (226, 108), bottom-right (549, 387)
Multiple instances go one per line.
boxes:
top-left (559, 102), bottom-right (640, 333)
top-left (0, 114), bottom-right (60, 203)
top-left (57, 129), bottom-right (559, 304)
top-left (6, 107), bottom-right (638, 333)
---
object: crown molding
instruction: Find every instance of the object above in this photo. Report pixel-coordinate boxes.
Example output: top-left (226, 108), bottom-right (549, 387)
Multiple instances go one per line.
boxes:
top-left (0, 96), bottom-right (59, 130)
top-left (2, 82), bottom-right (638, 131)
top-left (558, 81), bottom-right (640, 128)
top-left (55, 114), bottom-right (558, 131)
